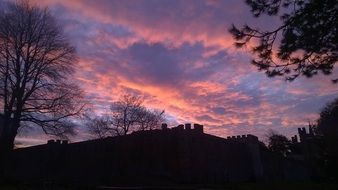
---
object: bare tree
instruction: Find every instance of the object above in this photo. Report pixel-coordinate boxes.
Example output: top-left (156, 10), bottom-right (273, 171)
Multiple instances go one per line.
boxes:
top-left (135, 107), bottom-right (165, 131)
top-left (0, 1), bottom-right (85, 152)
top-left (86, 94), bottom-right (165, 139)
top-left (85, 114), bottom-right (112, 139)
top-left (110, 95), bottom-right (143, 136)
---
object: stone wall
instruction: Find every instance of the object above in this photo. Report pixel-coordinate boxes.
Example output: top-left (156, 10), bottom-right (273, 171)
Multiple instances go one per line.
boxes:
top-left (3, 123), bottom-right (312, 185)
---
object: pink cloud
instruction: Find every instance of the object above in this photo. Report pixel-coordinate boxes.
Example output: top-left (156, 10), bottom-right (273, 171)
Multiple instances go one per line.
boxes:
top-left (14, 0), bottom-right (337, 146)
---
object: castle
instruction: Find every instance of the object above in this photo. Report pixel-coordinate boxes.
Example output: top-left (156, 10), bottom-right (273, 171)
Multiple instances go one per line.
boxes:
top-left (2, 123), bottom-right (316, 186)
top-left (289, 126), bottom-right (325, 178)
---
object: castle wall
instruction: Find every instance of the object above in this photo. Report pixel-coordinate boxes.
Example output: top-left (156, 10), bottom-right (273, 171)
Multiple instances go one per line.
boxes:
top-left (3, 123), bottom-right (313, 185)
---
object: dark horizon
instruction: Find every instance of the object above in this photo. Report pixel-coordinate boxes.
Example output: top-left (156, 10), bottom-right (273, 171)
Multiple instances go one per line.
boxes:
top-left (3, 123), bottom-right (321, 187)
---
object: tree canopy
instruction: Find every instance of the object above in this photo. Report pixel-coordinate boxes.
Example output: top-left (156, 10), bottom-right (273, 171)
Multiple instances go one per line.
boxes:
top-left (316, 98), bottom-right (338, 180)
top-left (0, 1), bottom-right (85, 152)
top-left (229, 0), bottom-right (338, 82)
top-left (317, 97), bottom-right (338, 138)
top-left (266, 131), bottom-right (291, 157)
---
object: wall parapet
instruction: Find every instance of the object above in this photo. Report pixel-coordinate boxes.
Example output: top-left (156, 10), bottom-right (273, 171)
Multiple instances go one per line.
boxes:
top-left (47, 139), bottom-right (68, 145)
top-left (225, 134), bottom-right (258, 143)
top-left (165, 123), bottom-right (204, 133)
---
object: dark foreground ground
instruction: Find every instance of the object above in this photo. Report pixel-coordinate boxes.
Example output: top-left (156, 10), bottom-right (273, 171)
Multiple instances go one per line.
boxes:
top-left (1, 183), bottom-right (338, 190)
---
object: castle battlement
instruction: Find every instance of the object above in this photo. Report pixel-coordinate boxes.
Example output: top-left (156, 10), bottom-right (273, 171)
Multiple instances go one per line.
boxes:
top-left (165, 123), bottom-right (204, 133)
top-left (47, 139), bottom-right (68, 145)
top-left (225, 134), bottom-right (259, 143)
top-left (296, 125), bottom-right (315, 143)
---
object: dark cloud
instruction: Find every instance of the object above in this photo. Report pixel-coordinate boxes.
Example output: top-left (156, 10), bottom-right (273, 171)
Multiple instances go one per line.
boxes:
top-left (212, 107), bottom-right (226, 115)
top-left (123, 42), bottom-right (185, 85)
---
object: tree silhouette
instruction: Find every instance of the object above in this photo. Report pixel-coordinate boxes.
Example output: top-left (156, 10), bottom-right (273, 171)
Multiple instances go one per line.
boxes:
top-left (0, 1), bottom-right (85, 152)
top-left (229, 0), bottom-right (338, 82)
top-left (85, 114), bottom-right (112, 139)
top-left (316, 98), bottom-right (338, 180)
top-left (110, 95), bottom-right (144, 136)
top-left (267, 131), bottom-right (291, 157)
top-left (317, 98), bottom-right (338, 137)
top-left (86, 94), bottom-right (165, 138)
top-left (135, 106), bottom-right (165, 131)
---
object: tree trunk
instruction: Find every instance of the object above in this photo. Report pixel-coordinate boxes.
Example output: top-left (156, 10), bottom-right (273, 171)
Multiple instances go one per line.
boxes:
top-left (0, 117), bottom-right (19, 154)
top-left (0, 116), bottom-right (19, 180)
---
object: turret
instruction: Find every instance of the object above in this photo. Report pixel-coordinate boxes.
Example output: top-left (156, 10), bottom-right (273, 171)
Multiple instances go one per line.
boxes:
top-left (298, 127), bottom-right (306, 142)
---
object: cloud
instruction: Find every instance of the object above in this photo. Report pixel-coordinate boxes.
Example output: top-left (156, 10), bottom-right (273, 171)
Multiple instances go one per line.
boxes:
top-left (13, 0), bottom-right (338, 146)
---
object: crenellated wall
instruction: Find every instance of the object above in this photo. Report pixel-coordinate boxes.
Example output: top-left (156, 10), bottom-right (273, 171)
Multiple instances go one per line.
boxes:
top-left (47, 139), bottom-right (69, 145)
top-left (225, 134), bottom-right (259, 144)
top-left (162, 123), bottom-right (204, 134)
top-left (297, 126), bottom-right (315, 143)
top-left (3, 122), bottom-right (312, 185)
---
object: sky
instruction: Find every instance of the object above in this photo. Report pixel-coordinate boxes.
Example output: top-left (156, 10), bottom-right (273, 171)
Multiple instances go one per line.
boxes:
top-left (7, 0), bottom-right (337, 146)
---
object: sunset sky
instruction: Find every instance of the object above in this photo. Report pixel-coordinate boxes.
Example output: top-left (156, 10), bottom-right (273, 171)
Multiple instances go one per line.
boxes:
top-left (9, 0), bottom-right (338, 146)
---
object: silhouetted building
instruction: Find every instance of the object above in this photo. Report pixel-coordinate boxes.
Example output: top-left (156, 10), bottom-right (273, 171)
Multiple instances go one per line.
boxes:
top-left (3, 123), bottom-right (312, 186)
top-left (289, 126), bottom-right (325, 179)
